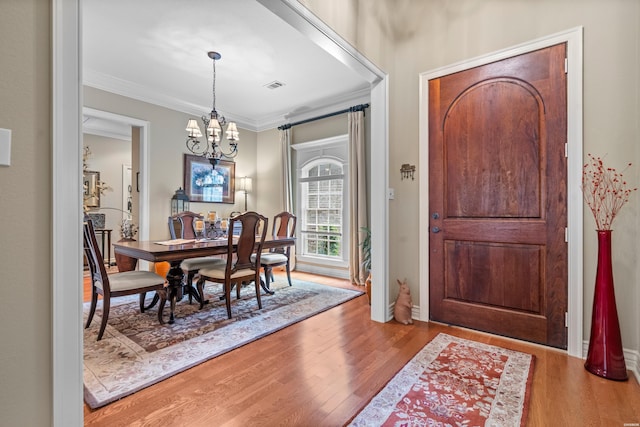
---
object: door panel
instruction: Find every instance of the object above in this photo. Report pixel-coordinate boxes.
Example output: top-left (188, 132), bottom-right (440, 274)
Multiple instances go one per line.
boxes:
top-left (429, 44), bottom-right (568, 348)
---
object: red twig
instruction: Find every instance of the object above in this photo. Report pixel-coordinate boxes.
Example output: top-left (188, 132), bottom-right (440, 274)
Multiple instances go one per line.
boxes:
top-left (582, 153), bottom-right (637, 230)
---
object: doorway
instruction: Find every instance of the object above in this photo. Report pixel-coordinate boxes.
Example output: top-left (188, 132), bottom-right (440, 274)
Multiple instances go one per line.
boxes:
top-left (52, 2), bottom-right (389, 424)
top-left (418, 28), bottom-right (584, 352)
top-left (83, 108), bottom-right (151, 243)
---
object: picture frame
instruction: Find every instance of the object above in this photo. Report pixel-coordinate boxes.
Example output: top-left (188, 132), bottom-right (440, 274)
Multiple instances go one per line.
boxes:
top-left (83, 170), bottom-right (101, 208)
top-left (183, 154), bottom-right (235, 204)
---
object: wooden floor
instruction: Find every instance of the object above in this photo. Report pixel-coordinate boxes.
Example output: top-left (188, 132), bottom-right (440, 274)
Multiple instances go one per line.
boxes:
top-left (83, 270), bottom-right (640, 426)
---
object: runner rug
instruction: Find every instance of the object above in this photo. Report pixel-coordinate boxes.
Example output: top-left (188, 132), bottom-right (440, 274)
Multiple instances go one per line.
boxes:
top-left (83, 279), bottom-right (362, 409)
top-left (349, 333), bottom-right (534, 427)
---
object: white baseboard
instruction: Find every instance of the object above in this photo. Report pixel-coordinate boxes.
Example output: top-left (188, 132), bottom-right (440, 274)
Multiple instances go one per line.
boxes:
top-left (386, 303), bottom-right (420, 323)
top-left (294, 263), bottom-right (349, 279)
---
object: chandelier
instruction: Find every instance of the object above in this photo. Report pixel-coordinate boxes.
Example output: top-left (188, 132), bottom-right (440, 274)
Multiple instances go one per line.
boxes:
top-left (185, 51), bottom-right (239, 168)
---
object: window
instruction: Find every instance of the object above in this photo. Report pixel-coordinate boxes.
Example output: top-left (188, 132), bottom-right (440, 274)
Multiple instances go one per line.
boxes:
top-left (301, 161), bottom-right (344, 258)
top-left (292, 135), bottom-right (349, 277)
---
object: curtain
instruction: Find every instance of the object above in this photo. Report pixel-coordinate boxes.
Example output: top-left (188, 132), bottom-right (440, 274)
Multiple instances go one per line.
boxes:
top-left (280, 127), bottom-right (295, 269)
top-left (348, 110), bottom-right (368, 286)
top-left (280, 127), bottom-right (293, 212)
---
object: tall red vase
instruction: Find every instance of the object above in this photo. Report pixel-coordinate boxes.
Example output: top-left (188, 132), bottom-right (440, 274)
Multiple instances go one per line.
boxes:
top-left (584, 230), bottom-right (628, 380)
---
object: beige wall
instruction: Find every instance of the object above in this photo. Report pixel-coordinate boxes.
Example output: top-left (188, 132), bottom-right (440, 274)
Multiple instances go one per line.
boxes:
top-left (84, 87), bottom-right (258, 239)
top-left (256, 128), bottom-right (283, 221)
top-left (0, 0), bottom-right (52, 425)
top-left (303, 0), bottom-right (640, 351)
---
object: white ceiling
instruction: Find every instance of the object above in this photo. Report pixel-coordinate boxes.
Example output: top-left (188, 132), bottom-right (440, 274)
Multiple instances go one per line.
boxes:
top-left (82, 0), bottom-right (371, 136)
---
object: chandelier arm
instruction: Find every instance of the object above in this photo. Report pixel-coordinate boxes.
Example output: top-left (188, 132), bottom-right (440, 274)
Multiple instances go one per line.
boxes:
top-left (186, 138), bottom-right (209, 156)
top-left (216, 145), bottom-right (238, 158)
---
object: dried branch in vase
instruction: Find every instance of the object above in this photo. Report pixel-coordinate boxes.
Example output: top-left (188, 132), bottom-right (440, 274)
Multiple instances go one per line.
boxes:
top-left (582, 153), bottom-right (637, 230)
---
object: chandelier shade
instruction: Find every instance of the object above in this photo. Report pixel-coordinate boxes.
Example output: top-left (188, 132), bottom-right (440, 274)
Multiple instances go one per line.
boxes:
top-left (185, 51), bottom-right (239, 168)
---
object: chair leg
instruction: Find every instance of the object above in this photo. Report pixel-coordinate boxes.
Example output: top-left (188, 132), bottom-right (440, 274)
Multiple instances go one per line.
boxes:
top-left (236, 281), bottom-right (241, 299)
top-left (141, 293), bottom-right (159, 312)
top-left (225, 281), bottom-right (233, 319)
top-left (85, 286), bottom-right (98, 329)
top-left (285, 262), bottom-right (292, 286)
top-left (139, 292), bottom-right (146, 312)
top-left (264, 267), bottom-right (272, 289)
top-left (157, 289), bottom-right (167, 325)
top-left (97, 297), bottom-right (110, 341)
top-left (254, 277), bottom-right (262, 309)
top-left (197, 276), bottom-right (207, 310)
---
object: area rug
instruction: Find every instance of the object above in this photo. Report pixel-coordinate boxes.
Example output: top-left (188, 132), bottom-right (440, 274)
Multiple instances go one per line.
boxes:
top-left (83, 279), bottom-right (362, 409)
top-left (349, 333), bottom-right (534, 427)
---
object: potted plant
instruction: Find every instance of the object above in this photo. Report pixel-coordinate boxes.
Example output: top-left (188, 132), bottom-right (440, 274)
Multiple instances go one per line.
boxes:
top-left (360, 227), bottom-right (372, 304)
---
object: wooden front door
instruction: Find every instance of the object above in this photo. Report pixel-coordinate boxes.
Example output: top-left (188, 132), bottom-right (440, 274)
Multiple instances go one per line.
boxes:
top-left (428, 43), bottom-right (568, 348)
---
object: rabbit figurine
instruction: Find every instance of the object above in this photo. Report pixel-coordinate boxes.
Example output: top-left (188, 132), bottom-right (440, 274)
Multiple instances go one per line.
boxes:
top-left (394, 279), bottom-right (413, 325)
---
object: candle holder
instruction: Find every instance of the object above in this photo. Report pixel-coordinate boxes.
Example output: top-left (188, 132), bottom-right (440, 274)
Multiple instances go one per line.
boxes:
top-left (194, 219), bottom-right (205, 240)
top-left (206, 219), bottom-right (228, 239)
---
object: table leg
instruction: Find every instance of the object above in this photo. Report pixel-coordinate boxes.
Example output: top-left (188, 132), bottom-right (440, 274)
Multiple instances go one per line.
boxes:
top-left (165, 261), bottom-right (185, 324)
top-left (183, 280), bottom-right (203, 304)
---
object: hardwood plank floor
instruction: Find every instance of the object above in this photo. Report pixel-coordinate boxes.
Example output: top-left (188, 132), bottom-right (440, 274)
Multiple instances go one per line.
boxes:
top-left (83, 270), bottom-right (640, 426)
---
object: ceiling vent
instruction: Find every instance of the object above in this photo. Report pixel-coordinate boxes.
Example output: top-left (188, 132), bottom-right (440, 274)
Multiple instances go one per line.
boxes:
top-left (264, 80), bottom-right (285, 90)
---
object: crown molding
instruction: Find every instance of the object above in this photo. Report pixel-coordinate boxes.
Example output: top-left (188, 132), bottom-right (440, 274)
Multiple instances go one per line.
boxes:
top-left (84, 68), bottom-right (369, 133)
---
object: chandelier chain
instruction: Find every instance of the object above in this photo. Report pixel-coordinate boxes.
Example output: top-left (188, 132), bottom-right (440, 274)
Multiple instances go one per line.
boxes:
top-left (211, 57), bottom-right (216, 113)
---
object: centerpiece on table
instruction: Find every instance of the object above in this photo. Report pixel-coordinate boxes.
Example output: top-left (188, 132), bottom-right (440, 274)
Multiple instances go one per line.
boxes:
top-left (582, 153), bottom-right (636, 381)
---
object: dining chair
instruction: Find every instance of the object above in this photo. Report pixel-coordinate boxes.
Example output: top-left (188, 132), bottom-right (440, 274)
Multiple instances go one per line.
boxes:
top-left (253, 211), bottom-right (296, 288)
top-left (84, 217), bottom-right (168, 341)
top-left (196, 211), bottom-right (268, 318)
top-left (168, 211), bottom-right (225, 303)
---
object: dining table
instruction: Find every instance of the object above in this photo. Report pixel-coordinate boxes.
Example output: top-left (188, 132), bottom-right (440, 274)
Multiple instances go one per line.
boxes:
top-left (113, 235), bottom-right (296, 324)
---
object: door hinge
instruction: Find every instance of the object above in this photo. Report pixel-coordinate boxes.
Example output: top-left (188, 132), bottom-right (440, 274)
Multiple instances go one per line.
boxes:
top-left (565, 143), bottom-right (568, 158)
top-left (565, 227), bottom-right (568, 242)
top-left (565, 312), bottom-right (568, 328)
top-left (564, 57), bottom-right (568, 74)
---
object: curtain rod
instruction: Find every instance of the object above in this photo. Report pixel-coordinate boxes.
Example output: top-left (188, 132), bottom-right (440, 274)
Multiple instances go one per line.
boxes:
top-left (278, 103), bottom-right (369, 130)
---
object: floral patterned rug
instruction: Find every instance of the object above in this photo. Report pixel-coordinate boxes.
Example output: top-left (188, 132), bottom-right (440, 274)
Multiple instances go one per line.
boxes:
top-left (83, 279), bottom-right (362, 409)
top-left (349, 333), bottom-right (534, 427)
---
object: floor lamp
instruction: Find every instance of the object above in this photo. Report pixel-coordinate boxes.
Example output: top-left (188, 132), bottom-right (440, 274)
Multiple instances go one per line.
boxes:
top-left (238, 176), bottom-right (252, 211)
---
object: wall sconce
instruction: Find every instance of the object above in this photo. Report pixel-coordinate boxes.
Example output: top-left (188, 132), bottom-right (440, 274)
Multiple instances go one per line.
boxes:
top-left (238, 176), bottom-right (252, 211)
top-left (400, 164), bottom-right (416, 181)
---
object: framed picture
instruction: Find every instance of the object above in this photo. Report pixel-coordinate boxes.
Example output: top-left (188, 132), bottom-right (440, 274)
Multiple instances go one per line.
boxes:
top-left (83, 170), bottom-right (101, 208)
top-left (183, 154), bottom-right (235, 203)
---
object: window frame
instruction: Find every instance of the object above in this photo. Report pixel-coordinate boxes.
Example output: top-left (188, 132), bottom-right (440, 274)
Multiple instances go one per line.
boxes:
top-left (292, 134), bottom-right (349, 273)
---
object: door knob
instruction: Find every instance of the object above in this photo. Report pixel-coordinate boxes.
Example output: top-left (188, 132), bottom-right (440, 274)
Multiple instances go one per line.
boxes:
top-left (432, 226), bottom-right (441, 233)
top-left (432, 212), bottom-right (440, 219)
